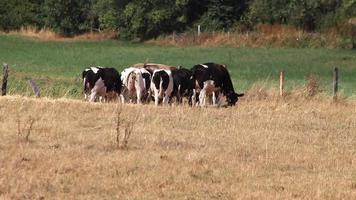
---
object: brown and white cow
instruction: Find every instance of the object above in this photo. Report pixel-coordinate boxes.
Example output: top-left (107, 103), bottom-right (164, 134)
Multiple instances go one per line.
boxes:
top-left (121, 67), bottom-right (152, 104)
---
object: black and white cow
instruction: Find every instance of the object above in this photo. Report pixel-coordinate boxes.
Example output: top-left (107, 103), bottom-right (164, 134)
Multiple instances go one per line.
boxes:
top-left (139, 68), bottom-right (152, 103)
top-left (151, 69), bottom-right (174, 106)
top-left (171, 67), bottom-right (195, 105)
top-left (191, 63), bottom-right (244, 106)
top-left (82, 66), bottom-right (122, 102)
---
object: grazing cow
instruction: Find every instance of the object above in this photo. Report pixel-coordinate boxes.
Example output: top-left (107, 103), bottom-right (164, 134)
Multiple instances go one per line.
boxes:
top-left (121, 67), bottom-right (151, 104)
top-left (191, 63), bottom-right (244, 106)
top-left (171, 67), bottom-right (195, 105)
top-left (151, 69), bottom-right (174, 106)
top-left (82, 67), bottom-right (122, 102)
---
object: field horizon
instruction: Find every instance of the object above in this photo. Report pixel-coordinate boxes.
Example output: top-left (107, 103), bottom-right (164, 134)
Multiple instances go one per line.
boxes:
top-left (0, 95), bottom-right (355, 199)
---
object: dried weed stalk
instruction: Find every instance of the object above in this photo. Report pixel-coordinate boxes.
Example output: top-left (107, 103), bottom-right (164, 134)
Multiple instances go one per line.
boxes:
top-left (305, 74), bottom-right (322, 97)
top-left (115, 106), bottom-right (139, 149)
top-left (116, 107), bottom-right (122, 147)
top-left (17, 114), bottom-right (36, 142)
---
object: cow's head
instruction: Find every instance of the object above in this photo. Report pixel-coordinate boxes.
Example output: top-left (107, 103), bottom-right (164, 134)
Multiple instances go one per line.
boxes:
top-left (227, 92), bottom-right (244, 106)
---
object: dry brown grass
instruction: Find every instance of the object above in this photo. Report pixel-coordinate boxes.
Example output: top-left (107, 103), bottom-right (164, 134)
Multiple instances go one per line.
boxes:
top-left (5, 27), bottom-right (116, 42)
top-left (147, 24), bottom-right (346, 48)
top-left (0, 95), bottom-right (356, 199)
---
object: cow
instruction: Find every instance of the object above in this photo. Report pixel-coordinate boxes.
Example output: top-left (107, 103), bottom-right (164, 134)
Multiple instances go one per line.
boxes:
top-left (82, 66), bottom-right (102, 100)
top-left (151, 69), bottom-right (174, 106)
top-left (171, 67), bottom-right (195, 105)
top-left (120, 67), bottom-right (151, 104)
top-left (82, 66), bottom-right (122, 102)
top-left (138, 68), bottom-right (152, 103)
top-left (191, 63), bottom-right (244, 106)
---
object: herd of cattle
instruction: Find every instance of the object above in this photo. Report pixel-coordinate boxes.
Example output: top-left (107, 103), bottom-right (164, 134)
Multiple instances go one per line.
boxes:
top-left (82, 62), bottom-right (244, 107)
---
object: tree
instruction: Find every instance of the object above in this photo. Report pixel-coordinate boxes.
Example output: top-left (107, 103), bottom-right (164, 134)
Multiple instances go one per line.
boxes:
top-left (92, 0), bottom-right (119, 31)
top-left (197, 0), bottom-right (249, 31)
top-left (0, 0), bottom-right (44, 31)
top-left (43, 0), bottom-right (96, 36)
top-left (117, 0), bottom-right (193, 40)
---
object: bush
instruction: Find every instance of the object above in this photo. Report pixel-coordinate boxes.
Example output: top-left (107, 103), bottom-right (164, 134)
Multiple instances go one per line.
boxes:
top-left (0, 0), bottom-right (44, 31)
top-left (117, 0), bottom-right (191, 40)
top-left (43, 0), bottom-right (97, 36)
top-left (92, 0), bottom-right (118, 31)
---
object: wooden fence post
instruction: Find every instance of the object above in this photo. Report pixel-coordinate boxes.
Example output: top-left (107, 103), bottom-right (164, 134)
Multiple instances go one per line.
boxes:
top-left (197, 25), bottom-right (201, 36)
top-left (333, 67), bottom-right (339, 100)
top-left (279, 71), bottom-right (285, 97)
top-left (2, 63), bottom-right (9, 96)
top-left (28, 79), bottom-right (41, 98)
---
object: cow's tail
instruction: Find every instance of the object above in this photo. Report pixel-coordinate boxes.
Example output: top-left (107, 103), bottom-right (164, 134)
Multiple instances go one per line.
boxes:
top-left (158, 77), bottom-right (164, 98)
top-left (83, 77), bottom-right (86, 92)
top-left (83, 77), bottom-right (89, 94)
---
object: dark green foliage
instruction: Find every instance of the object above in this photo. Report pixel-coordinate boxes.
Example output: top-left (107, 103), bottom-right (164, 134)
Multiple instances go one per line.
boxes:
top-left (247, 0), bottom-right (353, 31)
top-left (92, 0), bottom-right (119, 31)
top-left (117, 0), bottom-right (192, 40)
top-left (198, 0), bottom-right (249, 31)
top-left (43, 0), bottom-right (97, 36)
top-left (0, 0), bottom-right (355, 41)
top-left (0, 0), bottom-right (44, 31)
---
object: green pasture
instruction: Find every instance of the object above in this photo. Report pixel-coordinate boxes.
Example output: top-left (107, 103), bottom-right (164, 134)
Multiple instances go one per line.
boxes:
top-left (0, 35), bottom-right (355, 98)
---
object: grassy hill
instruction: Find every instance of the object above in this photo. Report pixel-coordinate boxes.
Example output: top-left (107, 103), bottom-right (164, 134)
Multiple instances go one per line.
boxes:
top-left (0, 35), bottom-right (355, 98)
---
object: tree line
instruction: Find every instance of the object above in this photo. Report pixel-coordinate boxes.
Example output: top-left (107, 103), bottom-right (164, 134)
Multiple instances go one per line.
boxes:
top-left (0, 0), bottom-right (355, 40)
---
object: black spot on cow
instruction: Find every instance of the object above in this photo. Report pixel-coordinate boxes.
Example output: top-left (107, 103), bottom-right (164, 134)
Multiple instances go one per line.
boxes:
top-left (97, 67), bottom-right (122, 95)
top-left (152, 70), bottom-right (170, 92)
top-left (171, 68), bottom-right (195, 105)
top-left (142, 72), bottom-right (151, 91)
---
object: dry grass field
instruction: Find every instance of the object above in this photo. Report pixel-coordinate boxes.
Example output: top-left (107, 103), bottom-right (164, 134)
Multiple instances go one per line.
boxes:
top-left (0, 94), bottom-right (356, 199)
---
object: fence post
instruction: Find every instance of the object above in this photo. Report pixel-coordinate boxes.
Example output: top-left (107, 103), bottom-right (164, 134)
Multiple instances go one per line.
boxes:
top-left (2, 63), bottom-right (9, 96)
top-left (197, 25), bottom-right (201, 36)
top-left (28, 79), bottom-right (41, 98)
top-left (333, 67), bottom-right (339, 100)
top-left (279, 71), bottom-right (285, 97)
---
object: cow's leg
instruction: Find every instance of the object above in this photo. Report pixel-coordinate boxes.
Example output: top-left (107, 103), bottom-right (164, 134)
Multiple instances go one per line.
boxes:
top-left (147, 91), bottom-right (151, 103)
top-left (188, 91), bottom-right (192, 106)
top-left (212, 91), bottom-right (217, 106)
top-left (120, 94), bottom-right (125, 104)
top-left (218, 92), bottom-right (224, 106)
top-left (162, 93), bottom-right (170, 105)
top-left (154, 89), bottom-right (159, 106)
top-left (191, 89), bottom-right (197, 106)
top-left (176, 93), bottom-right (181, 105)
top-left (176, 85), bottom-right (182, 105)
top-left (199, 89), bottom-right (206, 106)
top-left (89, 92), bottom-right (97, 102)
top-left (113, 93), bottom-right (120, 103)
top-left (136, 89), bottom-right (142, 104)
